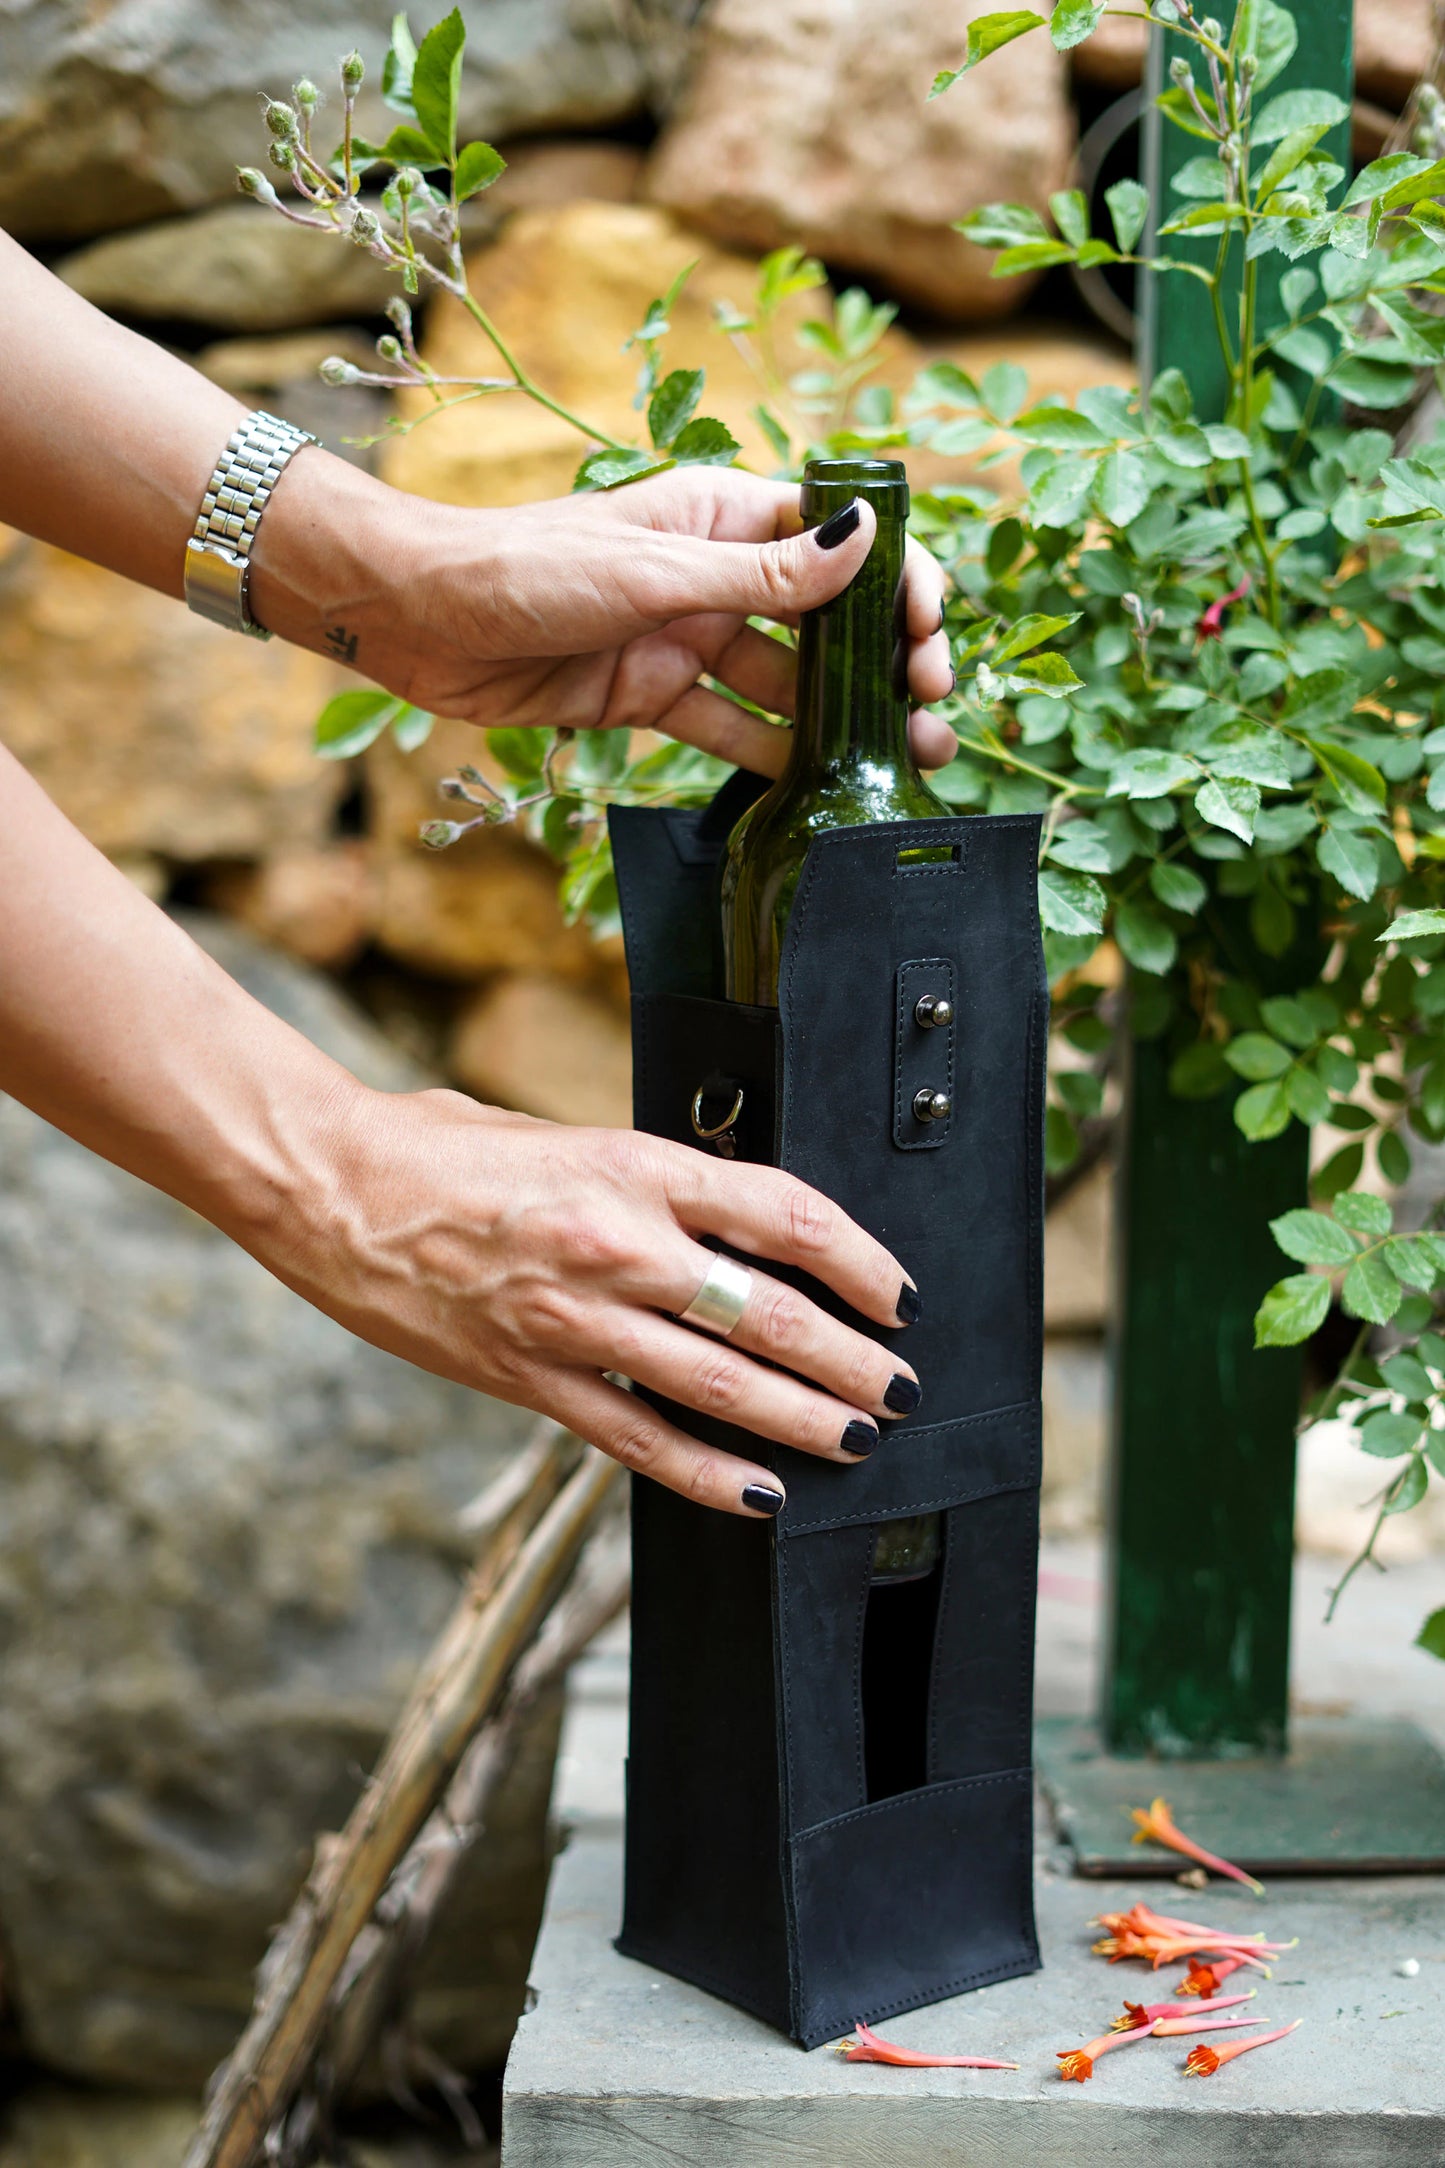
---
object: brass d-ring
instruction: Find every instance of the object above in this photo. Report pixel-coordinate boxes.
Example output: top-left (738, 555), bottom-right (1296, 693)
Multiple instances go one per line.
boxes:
top-left (691, 1082), bottom-right (745, 1142)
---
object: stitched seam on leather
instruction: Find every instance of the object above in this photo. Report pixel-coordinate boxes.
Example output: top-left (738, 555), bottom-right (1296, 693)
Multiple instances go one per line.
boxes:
top-left (792, 1762), bottom-right (1030, 1842)
top-left (893, 957), bottom-right (954, 1150)
top-left (780, 1401), bottom-right (1042, 1536)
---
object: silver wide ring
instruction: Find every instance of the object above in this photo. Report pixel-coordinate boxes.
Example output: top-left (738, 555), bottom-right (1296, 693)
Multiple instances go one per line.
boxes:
top-left (678, 1252), bottom-right (753, 1339)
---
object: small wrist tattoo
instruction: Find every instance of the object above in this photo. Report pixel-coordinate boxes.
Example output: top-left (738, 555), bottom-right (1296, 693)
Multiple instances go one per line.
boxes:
top-left (324, 623), bottom-right (359, 663)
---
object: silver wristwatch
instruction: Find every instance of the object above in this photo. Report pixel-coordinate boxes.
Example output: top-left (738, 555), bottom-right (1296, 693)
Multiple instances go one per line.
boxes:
top-left (183, 409), bottom-right (319, 639)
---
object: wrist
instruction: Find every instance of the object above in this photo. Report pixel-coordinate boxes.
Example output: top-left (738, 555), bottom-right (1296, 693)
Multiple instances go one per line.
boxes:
top-left (243, 445), bottom-right (429, 680)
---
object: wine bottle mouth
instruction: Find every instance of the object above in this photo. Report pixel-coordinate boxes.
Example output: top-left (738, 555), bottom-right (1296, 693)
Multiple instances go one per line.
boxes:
top-left (801, 455), bottom-right (909, 524)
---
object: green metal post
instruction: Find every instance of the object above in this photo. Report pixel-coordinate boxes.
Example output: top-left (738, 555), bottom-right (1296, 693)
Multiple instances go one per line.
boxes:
top-left (1103, 1), bottom-right (1353, 1757)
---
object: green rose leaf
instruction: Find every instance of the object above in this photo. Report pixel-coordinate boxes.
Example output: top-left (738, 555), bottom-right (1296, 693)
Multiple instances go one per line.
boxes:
top-left (1115, 900), bottom-right (1178, 975)
top-left (669, 415), bottom-right (742, 466)
top-left (1226, 1032), bottom-right (1292, 1080)
top-left (1003, 651), bottom-right (1083, 694)
top-left (1235, 1078), bottom-right (1292, 1139)
top-left (1038, 867), bottom-right (1106, 936)
top-left (1317, 824), bottom-right (1380, 900)
top-left (573, 447), bottom-right (669, 491)
top-left (1104, 177), bottom-right (1149, 253)
top-left (1196, 776), bottom-right (1261, 842)
top-left (379, 122), bottom-right (446, 165)
top-left (931, 12), bottom-right (1046, 91)
top-left (411, 6), bottom-right (465, 162)
top-left (313, 689), bottom-right (404, 759)
top-left (993, 610), bottom-right (1082, 663)
top-left (1149, 861), bottom-right (1207, 913)
top-left (1359, 1410), bottom-right (1424, 1457)
top-left (1379, 908), bottom-right (1445, 942)
top-left (1333, 1189), bottom-right (1393, 1236)
top-left (1384, 1455), bottom-right (1429, 1513)
top-left (1106, 748), bottom-right (1196, 800)
top-left (454, 138), bottom-right (505, 199)
top-left (1095, 449), bottom-right (1152, 526)
top-left (1381, 1350), bottom-right (1434, 1400)
top-left (1254, 1272), bottom-right (1331, 1346)
top-left (1237, 0), bottom-right (1299, 89)
top-left (1252, 88), bottom-right (1349, 142)
top-left (1269, 1207), bottom-right (1357, 1267)
top-left (1417, 1607), bottom-right (1445, 1660)
top-left (1049, 0), bottom-right (1106, 47)
top-left (1342, 1248), bottom-right (1405, 1323)
top-left (647, 368), bottom-right (704, 448)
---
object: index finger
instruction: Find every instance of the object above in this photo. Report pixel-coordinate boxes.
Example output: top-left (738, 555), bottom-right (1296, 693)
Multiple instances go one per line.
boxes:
top-left (665, 1155), bottom-right (916, 1331)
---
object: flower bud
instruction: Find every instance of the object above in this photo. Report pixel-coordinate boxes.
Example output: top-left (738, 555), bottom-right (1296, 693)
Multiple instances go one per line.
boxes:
top-left (376, 333), bottom-right (403, 362)
top-left (1239, 51), bottom-right (1258, 77)
top-left (236, 166), bottom-right (280, 207)
top-left (264, 98), bottom-right (299, 140)
top-left (319, 355), bottom-right (363, 385)
top-left (293, 77), bottom-right (319, 112)
top-left (1200, 15), bottom-right (1222, 37)
top-left (439, 777), bottom-right (471, 800)
top-left (1420, 82), bottom-right (1443, 115)
top-left (340, 49), bottom-right (365, 92)
top-left (420, 820), bottom-right (462, 850)
top-left (267, 139), bottom-right (297, 172)
top-left (385, 293), bottom-right (414, 335)
top-left (395, 166), bottom-right (419, 199)
top-left (350, 207), bottom-right (381, 244)
top-left (1169, 54), bottom-right (1192, 85)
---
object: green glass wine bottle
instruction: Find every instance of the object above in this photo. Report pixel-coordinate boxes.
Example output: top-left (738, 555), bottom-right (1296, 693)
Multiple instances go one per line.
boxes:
top-left (720, 455), bottom-right (945, 1591)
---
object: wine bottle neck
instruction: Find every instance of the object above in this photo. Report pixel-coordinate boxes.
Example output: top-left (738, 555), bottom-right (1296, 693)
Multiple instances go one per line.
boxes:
top-left (790, 511), bottom-right (918, 782)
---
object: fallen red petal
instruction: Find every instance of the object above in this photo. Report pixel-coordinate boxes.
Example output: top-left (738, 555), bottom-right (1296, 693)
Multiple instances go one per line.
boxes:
top-left (842, 2021), bottom-right (1018, 2069)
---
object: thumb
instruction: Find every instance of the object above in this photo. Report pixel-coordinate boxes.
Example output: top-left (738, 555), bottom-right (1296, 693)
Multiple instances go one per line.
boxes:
top-left (647, 495), bottom-right (877, 623)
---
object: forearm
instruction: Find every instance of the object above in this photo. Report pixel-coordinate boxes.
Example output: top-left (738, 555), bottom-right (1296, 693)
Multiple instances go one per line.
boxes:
top-left (0, 226), bottom-right (413, 671)
top-left (0, 741), bottom-right (357, 1247)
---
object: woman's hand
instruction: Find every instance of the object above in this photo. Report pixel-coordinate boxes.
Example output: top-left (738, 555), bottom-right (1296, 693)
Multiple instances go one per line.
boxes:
top-left (270, 1084), bottom-right (922, 1517)
top-left (253, 459), bottom-right (959, 775)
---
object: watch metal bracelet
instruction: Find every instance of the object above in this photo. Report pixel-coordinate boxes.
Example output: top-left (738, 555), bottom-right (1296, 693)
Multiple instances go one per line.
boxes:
top-left (183, 409), bottom-right (319, 640)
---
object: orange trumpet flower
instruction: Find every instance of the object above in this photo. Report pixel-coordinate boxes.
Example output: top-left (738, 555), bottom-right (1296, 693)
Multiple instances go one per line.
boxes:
top-left (840, 2020), bottom-right (1018, 2069)
top-left (1185, 2020), bottom-right (1302, 2076)
top-left (1057, 2025), bottom-right (1155, 2081)
top-left (1110, 1990), bottom-right (1255, 2031)
top-left (1129, 1797), bottom-right (1265, 1894)
top-left (1177, 1955), bottom-right (1251, 1997)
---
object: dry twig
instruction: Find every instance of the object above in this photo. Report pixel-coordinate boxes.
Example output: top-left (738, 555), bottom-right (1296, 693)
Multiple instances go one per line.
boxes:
top-left (183, 1433), bottom-right (621, 2168)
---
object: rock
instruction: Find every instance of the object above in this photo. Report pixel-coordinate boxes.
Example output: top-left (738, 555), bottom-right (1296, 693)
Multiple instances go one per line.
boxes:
top-left (645, 0), bottom-right (1074, 321)
top-left (1354, 0), bottom-right (1436, 110)
top-left (451, 975), bottom-right (633, 1128)
top-left (0, 1), bottom-right (689, 241)
top-left (0, 2088), bottom-right (198, 2168)
top-left (0, 912), bottom-right (557, 2089)
top-left (381, 201), bottom-right (831, 507)
top-left (0, 536), bottom-right (345, 863)
top-left (204, 841), bottom-right (375, 968)
top-left (56, 201), bottom-right (406, 331)
top-left (195, 328), bottom-right (389, 469)
top-left (383, 204), bottom-right (1130, 515)
top-left (1068, 14), bottom-right (1149, 87)
top-left (365, 719), bottom-right (605, 985)
top-left (56, 143), bottom-right (644, 335)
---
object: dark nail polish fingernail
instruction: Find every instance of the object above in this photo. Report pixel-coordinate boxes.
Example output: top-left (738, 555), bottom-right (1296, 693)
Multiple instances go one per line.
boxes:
top-left (896, 1283), bottom-right (922, 1327)
top-left (742, 1482), bottom-right (785, 1517)
top-left (936, 603), bottom-right (946, 634)
top-left (884, 1373), bottom-right (922, 1415)
top-left (841, 1419), bottom-right (879, 1458)
top-left (948, 667), bottom-right (957, 692)
top-left (813, 499), bottom-right (860, 550)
